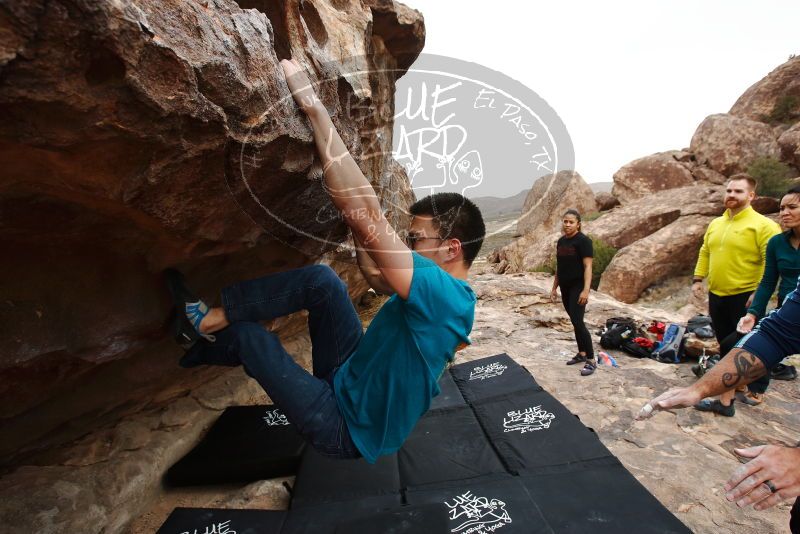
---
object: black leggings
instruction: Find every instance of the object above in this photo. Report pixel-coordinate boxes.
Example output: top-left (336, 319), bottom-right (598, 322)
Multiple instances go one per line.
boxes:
top-left (560, 280), bottom-right (594, 359)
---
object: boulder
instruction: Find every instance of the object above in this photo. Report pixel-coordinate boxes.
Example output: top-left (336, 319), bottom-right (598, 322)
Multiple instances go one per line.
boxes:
top-left (490, 229), bottom-right (561, 274)
top-left (586, 185), bottom-right (723, 250)
top-left (516, 170), bottom-right (597, 235)
top-left (691, 165), bottom-right (728, 185)
top-left (611, 151), bottom-right (696, 204)
top-left (598, 214), bottom-right (714, 303)
top-left (689, 114), bottom-right (781, 176)
top-left (364, 0), bottom-right (425, 71)
top-left (729, 56), bottom-right (800, 123)
top-left (751, 196), bottom-right (781, 214)
top-left (595, 191), bottom-right (620, 211)
top-left (778, 122), bottom-right (800, 168)
top-left (0, 0), bottom-right (421, 464)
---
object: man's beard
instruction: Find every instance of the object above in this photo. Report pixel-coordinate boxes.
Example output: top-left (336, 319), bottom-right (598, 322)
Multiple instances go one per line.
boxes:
top-left (725, 198), bottom-right (746, 210)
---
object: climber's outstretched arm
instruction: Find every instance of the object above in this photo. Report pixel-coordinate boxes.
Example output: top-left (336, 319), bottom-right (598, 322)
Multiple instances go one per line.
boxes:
top-left (281, 59), bottom-right (413, 299)
top-left (637, 348), bottom-right (767, 419)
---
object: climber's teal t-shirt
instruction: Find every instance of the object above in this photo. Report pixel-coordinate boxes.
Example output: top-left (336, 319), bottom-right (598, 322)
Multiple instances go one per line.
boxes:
top-left (333, 252), bottom-right (476, 463)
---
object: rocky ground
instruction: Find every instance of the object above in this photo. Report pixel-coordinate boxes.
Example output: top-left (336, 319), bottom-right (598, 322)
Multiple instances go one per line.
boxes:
top-left (7, 271), bottom-right (797, 533)
top-left (1, 270), bottom-right (797, 533)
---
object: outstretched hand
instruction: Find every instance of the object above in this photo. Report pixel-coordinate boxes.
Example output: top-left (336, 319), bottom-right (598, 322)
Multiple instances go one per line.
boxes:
top-left (280, 58), bottom-right (321, 114)
top-left (724, 445), bottom-right (800, 511)
top-left (635, 387), bottom-right (701, 420)
top-left (736, 313), bottom-right (756, 334)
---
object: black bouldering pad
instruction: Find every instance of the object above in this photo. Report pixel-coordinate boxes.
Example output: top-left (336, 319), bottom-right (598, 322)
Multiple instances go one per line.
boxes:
top-left (472, 390), bottom-right (613, 474)
top-left (522, 457), bottom-right (691, 533)
top-left (405, 477), bottom-right (554, 534)
top-left (429, 367), bottom-right (467, 411)
top-left (398, 404), bottom-right (506, 489)
top-left (156, 507), bottom-right (285, 534)
top-left (282, 494), bottom-right (402, 534)
top-left (332, 503), bottom-right (449, 533)
top-left (451, 353), bottom-right (541, 403)
top-left (290, 447), bottom-right (400, 508)
top-left (165, 405), bottom-right (305, 486)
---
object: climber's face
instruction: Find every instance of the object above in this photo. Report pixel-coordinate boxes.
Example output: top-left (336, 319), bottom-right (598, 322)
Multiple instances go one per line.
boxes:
top-left (406, 216), bottom-right (461, 265)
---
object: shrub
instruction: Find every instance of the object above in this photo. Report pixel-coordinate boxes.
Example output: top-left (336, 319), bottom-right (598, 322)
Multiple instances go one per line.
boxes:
top-left (583, 211), bottom-right (603, 222)
top-left (588, 235), bottom-right (617, 289)
top-left (529, 257), bottom-right (556, 274)
top-left (747, 156), bottom-right (794, 198)
top-left (768, 95), bottom-right (799, 124)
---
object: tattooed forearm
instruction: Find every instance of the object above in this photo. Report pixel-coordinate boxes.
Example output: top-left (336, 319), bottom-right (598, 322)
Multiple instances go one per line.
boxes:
top-left (720, 349), bottom-right (766, 388)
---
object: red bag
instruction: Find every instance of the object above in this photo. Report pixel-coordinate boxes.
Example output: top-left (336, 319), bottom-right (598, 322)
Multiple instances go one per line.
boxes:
top-left (647, 321), bottom-right (666, 341)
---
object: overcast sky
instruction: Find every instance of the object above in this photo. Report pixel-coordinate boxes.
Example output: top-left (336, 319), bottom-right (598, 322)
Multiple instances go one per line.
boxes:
top-left (400, 0), bottom-right (799, 195)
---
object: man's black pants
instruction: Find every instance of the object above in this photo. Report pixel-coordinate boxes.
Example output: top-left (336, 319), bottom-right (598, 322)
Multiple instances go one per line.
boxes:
top-left (708, 291), bottom-right (751, 346)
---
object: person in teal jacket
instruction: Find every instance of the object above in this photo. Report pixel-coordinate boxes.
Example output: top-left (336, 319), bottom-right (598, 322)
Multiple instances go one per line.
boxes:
top-left (741, 185), bottom-right (800, 330)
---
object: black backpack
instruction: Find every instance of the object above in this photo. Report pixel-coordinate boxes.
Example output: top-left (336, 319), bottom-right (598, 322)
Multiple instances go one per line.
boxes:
top-left (620, 339), bottom-right (653, 358)
top-left (600, 317), bottom-right (638, 349)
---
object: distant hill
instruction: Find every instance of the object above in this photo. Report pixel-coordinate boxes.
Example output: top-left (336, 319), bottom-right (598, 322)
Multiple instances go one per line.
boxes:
top-left (590, 181), bottom-right (612, 193)
top-left (471, 189), bottom-right (528, 219)
top-left (473, 180), bottom-right (612, 219)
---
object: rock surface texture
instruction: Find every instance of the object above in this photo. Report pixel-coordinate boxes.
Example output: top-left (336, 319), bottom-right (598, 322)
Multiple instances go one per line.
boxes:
top-left (611, 150), bottom-right (695, 204)
top-left (595, 191), bottom-right (620, 211)
top-left (729, 56), bottom-right (800, 122)
top-left (516, 170), bottom-right (597, 235)
top-left (0, 0), bottom-right (422, 486)
top-left (778, 122), bottom-right (800, 168)
top-left (690, 114), bottom-right (782, 176)
top-left (597, 214), bottom-right (713, 303)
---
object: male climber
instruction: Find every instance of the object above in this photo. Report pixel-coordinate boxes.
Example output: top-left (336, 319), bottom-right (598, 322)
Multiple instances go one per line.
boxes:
top-left (166, 59), bottom-right (485, 463)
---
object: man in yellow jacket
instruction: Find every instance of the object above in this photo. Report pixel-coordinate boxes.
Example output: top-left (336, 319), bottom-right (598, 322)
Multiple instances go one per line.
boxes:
top-left (691, 174), bottom-right (781, 416)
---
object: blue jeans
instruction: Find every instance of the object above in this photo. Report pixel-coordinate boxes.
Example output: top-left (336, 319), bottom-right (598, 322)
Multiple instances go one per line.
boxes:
top-left (181, 264), bottom-right (363, 458)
